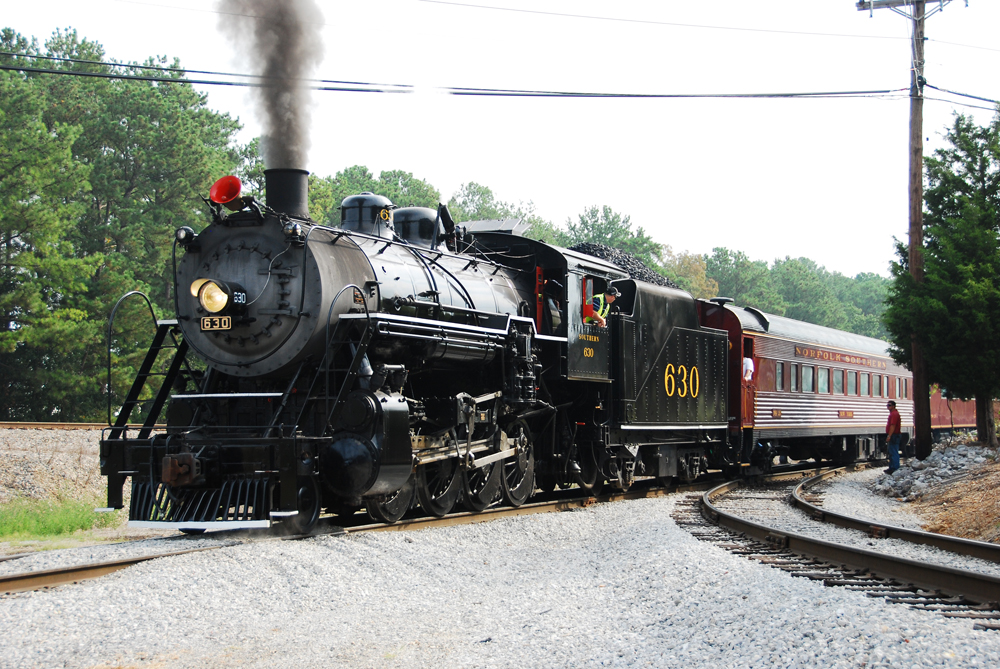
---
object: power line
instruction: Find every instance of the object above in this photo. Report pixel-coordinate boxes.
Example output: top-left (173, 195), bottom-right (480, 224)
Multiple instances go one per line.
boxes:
top-left (418, 1), bottom-right (999, 54)
top-left (418, 0), bottom-right (912, 41)
top-left (0, 62), bottom-right (910, 100)
top-left (931, 38), bottom-right (1000, 54)
top-left (0, 51), bottom-right (412, 89)
top-left (53, 0), bottom-right (1000, 55)
top-left (924, 83), bottom-right (1000, 105)
top-left (924, 96), bottom-right (997, 112)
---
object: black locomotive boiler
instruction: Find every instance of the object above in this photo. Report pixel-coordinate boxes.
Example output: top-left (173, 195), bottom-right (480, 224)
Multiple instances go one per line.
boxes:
top-left (99, 169), bottom-right (732, 531)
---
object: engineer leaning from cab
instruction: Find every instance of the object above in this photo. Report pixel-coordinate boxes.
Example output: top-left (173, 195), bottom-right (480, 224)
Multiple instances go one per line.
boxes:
top-left (585, 286), bottom-right (620, 328)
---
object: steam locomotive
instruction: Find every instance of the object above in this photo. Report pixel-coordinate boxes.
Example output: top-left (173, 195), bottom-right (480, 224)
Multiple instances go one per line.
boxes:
top-left (99, 169), bottom-right (910, 532)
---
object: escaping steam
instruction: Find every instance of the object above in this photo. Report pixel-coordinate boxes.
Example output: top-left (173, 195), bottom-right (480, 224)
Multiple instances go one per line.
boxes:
top-left (218, 0), bottom-right (324, 169)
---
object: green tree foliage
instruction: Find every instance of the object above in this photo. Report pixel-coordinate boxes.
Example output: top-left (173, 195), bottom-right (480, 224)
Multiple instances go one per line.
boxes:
top-left (0, 29), bottom-right (241, 420)
top-left (706, 248), bottom-right (787, 314)
top-left (0, 42), bottom-right (97, 419)
top-left (307, 165), bottom-right (441, 226)
top-left (705, 248), bottom-right (889, 338)
top-left (771, 257), bottom-right (848, 327)
top-left (884, 112), bottom-right (1000, 446)
top-left (234, 137), bottom-right (266, 197)
top-left (565, 205), bottom-right (661, 266)
top-left (448, 182), bottom-right (566, 243)
top-left (659, 247), bottom-right (718, 299)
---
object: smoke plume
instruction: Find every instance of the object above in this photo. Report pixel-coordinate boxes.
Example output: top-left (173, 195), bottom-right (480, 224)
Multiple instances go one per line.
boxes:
top-left (218, 0), bottom-right (324, 169)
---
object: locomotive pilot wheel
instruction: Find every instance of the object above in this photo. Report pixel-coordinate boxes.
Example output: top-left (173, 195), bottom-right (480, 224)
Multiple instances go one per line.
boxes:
top-left (287, 475), bottom-right (321, 534)
top-left (501, 420), bottom-right (535, 508)
top-left (416, 458), bottom-right (462, 518)
top-left (367, 475), bottom-right (416, 524)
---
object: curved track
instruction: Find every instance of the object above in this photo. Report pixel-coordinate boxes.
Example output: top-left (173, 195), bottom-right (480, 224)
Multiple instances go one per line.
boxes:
top-left (685, 473), bottom-right (1000, 630)
top-left (791, 468), bottom-right (1000, 564)
top-left (0, 478), bottom-right (706, 595)
top-left (0, 462), bottom-right (880, 597)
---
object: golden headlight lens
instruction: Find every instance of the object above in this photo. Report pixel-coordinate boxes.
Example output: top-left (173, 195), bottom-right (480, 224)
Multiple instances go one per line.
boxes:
top-left (199, 281), bottom-right (230, 313)
top-left (189, 278), bottom-right (210, 297)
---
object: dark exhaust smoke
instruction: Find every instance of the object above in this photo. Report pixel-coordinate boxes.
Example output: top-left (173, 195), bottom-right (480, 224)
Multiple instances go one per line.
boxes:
top-left (218, 0), bottom-right (324, 169)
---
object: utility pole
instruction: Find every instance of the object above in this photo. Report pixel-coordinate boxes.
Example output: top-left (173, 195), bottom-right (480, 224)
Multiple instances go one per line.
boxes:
top-left (856, 0), bottom-right (964, 460)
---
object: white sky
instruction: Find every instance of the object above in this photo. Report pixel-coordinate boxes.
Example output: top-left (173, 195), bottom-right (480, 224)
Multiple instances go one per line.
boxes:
top-left (6, 0), bottom-right (999, 277)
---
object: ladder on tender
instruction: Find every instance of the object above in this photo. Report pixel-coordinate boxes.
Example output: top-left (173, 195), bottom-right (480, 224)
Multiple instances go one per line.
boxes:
top-left (108, 320), bottom-right (189, 440)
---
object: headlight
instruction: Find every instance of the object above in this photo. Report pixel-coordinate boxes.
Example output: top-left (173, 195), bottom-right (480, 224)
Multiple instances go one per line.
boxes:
top-left (189, 278), bottom-right (247, 314)
top-left (199, 281), bottom-right (230, 313)
top-left (189, 278), bottom-right (210, 297)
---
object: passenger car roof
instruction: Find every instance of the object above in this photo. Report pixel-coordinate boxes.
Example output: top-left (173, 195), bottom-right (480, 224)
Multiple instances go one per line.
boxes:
top-left (728, 305), bottom-right (890, 357)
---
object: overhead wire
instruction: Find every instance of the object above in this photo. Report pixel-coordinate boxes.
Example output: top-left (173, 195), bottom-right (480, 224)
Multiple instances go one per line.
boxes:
top-left (924, 84), bottom-right (999, 106)
top-left (0, 51), bottom-right (413, 89)
top-left (417, 0), bottom-right (912, 41)
top-left (0, 60), bottom-right (909, 100)
top-left (417, 0), bottom-right (999, 54)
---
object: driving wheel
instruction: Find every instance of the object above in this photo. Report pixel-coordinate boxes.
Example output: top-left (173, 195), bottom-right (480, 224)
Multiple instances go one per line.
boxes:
top-left (461, 459), bottom-right (501, 512)
top-left (368, 475), bottom-right (416, 524)
top-left (416, 458), bottom-right (461, 517)
top-left (501, 420), bottom-right (535, 507)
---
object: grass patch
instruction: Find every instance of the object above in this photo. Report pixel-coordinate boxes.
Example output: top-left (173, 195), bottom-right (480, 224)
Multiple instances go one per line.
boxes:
top-left (0, 495), bottom-right (122, 539)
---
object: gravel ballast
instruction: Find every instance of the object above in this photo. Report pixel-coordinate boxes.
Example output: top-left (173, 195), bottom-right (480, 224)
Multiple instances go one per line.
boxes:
top-left (4, 495), bottom-right (1000, 668)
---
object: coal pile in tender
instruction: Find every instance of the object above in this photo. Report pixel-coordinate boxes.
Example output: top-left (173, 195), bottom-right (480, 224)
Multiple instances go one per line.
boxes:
top-left (569, 243), bottom-right (679, 290)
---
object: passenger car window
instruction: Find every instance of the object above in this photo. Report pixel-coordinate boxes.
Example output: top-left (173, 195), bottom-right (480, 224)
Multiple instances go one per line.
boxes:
top-left (802, 366), bottom-right (814, 393)
top-left (818, 368), bottom-right (829, 393)
top-left (847, 372), bottom-right (857, 395)
top-left (776, 362), bottom-right (784, 391)
top-left (860, 373), bottom-right (870, 396)
top-left (791, 364), bottom-right (799, 392)
top-left (873, 374), bottom-right (882, 397)
top-left (833, 369), bottom-right (843, 394)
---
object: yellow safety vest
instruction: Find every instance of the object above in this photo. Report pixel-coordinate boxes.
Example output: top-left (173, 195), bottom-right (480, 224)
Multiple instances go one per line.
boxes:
top-left (586, 294), bottom-right (611, 323)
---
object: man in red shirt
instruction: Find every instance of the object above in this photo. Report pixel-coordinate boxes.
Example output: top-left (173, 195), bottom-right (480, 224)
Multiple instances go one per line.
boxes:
top-left (885, 400), bottom-right (902, 474)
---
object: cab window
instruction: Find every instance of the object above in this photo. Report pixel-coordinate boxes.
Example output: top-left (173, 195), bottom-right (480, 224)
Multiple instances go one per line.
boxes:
top-left (582, 277), bottom-right (595, 321)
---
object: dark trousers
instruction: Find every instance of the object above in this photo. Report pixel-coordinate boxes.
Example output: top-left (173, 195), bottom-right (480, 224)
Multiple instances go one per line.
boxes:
top-left (887, 434), bottom-right (901, 471)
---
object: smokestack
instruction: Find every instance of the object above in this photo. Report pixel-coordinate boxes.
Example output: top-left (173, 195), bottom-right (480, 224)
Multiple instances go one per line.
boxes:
top-left (264, 169), bottom-right (310, 219)
top-left (218, 0), bottom-right (324, 169)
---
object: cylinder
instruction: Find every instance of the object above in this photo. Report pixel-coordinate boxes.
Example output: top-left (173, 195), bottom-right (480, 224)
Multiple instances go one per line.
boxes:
top-left (265, 168), bottom-right (310, 219)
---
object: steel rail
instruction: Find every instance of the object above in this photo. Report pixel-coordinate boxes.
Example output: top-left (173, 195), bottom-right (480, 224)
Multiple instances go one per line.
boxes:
top-left (0, 464), bottom-right (842, 595)
top-left (702, 478), bottom-right (1000, 606)
top-left (1, 478), bottom-right (722, 594)
top-left (0, 546), bottom-right (225, 594)
top-left (0, 422), bottom-right (165, 430)
top-left (791, 468), bottom-right (1000, 564)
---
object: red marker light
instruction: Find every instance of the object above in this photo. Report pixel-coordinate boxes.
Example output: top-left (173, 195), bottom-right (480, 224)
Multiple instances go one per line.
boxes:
top-left (209, 175), bottom-right (243, 211)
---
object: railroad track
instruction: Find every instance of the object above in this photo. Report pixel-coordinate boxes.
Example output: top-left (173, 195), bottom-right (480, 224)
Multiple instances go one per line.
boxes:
top-left (791, 467), bottom-right (1000, 564)
top-left (0, 422), bottom-right (162, 430)
top-left (0, 476), bottom-right (721, 595)
top-left (675, 472), bottom-right (1000, 631)
top-left (0, 461), bottom-right (843, 596)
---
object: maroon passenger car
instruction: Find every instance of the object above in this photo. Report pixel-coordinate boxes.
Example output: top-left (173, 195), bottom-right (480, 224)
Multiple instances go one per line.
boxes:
top-left (699, 299), bottom-right (912, 469)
